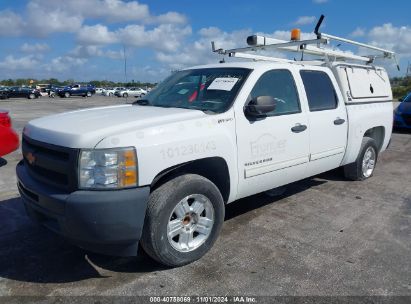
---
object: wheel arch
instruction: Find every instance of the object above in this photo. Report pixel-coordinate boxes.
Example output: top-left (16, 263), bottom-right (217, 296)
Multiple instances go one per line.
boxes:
top-left (364, 126), bottom-right (385, 152)
top-left (150, 157), bottom-right (231, 203)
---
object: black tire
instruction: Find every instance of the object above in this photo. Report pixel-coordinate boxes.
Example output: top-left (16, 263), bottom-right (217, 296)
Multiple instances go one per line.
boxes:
top-left (344, 136), bottom-right (378, 181)
top-left (123, 93), bottom-right (128, 98)
top-left (28, 93), bottom-right (35, 99)
top-left (64, 92), bottom-right (70, 98)
top-left (86, 91), bottom-right (92, 97)
top-left (140, 174), bottom-right (225, 267)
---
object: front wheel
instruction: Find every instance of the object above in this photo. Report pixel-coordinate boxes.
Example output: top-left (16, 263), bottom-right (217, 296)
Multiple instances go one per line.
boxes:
top-left (344, 137), bottom-right (378, 181)
top-left (64, 92), bottom-right (70, 98)
top-left (86, 91), bottom-right (92, 97)
top-left (28, 93), bottom-right (35, 99)
top-left (141, 174), bottom-right (224, 267)
top-left (123, 93), bottom-right (128, 98)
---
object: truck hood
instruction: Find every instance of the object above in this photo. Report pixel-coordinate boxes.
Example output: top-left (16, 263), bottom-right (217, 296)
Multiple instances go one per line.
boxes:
top-left (24, 105), bottom-right (206, 148)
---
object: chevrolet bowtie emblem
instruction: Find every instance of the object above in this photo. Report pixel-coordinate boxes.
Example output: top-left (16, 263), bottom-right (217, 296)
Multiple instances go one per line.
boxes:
top-left (26, 152), bottom-right (36, 165)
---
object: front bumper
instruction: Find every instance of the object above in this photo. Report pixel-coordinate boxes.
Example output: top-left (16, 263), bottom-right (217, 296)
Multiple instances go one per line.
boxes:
top-left (16, 160), bottom-right (150, 256)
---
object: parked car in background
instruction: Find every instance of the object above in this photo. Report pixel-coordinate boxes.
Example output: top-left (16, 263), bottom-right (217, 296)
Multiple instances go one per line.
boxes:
top-left (95, 87), bottom-right (104, 95)
top-left (104, 87), bottom-right (125, 96)
top-left (0, 88), bottom-right (9, 100)
top-left (114, 87), bottom-right (147, 98)
top-left (56, 84), bottom-right (94, 98)
top-left (0, 110), bottom-right (19, 157)
top-left (48, 86), bottom-right (63, 98)
top-left (394, 93), bottom-right (411, 129)
top-left (2, 87), bottom-right (41, 99)
top-left (36, 84), bottom-right (51, 97)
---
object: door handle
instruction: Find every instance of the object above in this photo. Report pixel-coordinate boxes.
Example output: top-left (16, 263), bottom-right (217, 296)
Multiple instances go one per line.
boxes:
top-left (291, 124), bottom-right (307, 133)
top-left (334, 118), bottom-right (345, 125)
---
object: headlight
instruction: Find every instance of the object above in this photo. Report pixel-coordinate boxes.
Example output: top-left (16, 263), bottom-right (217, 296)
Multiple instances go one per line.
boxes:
top-left (79, 147), bottom-right (137, 189)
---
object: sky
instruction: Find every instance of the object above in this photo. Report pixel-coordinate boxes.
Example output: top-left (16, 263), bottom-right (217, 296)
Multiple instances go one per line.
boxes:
top-left (0, 0), bottom-right (410, 82)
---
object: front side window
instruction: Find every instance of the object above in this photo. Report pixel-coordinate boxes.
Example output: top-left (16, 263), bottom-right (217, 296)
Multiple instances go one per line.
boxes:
top-left (140, 68), bottom-right (251, 113)
top-left (249, 69), bottom-right (301, 116)
top-left (300, 70), bottom-right (338, 111)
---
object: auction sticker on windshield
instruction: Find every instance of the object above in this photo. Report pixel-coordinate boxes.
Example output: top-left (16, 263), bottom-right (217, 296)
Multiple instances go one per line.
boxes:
top-left (208, 77), bottom-right (239, 91)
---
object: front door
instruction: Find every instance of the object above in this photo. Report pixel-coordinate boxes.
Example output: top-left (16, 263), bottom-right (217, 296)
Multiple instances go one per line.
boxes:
top-left (235, 68), bottom-right (310, 199)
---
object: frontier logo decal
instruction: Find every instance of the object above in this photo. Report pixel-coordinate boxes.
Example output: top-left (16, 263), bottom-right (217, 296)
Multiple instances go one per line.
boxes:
top-left (25, 152), bottom-right (36, 165)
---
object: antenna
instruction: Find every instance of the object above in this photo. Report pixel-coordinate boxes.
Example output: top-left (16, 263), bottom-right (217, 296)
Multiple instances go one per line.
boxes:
top-left (123, 44), bottom-right (127, 84)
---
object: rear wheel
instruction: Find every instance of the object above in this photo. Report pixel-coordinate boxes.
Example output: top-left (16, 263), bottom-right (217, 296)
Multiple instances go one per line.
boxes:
top-left (123, 93), bottom-right (128, 98)
top-left (344, 137), bottom-right (378, 181)
top-left (28, 93), bottom-right (35, 99)
top-left (86, 91), bottom-right (92, 97)
top-left (64, 92), bottom-right (70, 98)
top-left (141, 174), bottom-right (224, 267)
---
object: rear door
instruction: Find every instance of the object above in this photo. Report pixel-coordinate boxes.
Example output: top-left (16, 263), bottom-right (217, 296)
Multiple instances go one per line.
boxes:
top-left (299, 69), bottom-right (348, 176)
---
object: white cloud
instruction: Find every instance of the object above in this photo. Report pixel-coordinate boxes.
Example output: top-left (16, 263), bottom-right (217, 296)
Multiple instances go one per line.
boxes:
top-left (88, 0), bottom-right (151, 22)
top-left (368, 23), bottom-right (411, 56)
top-left (155, 27), bottom-right (250, 69)
top-left (0, 10), bottom-right (24, 36)
top-left (0, 0), bottom-right (188, 38)
top-left (21, 43), bottom-right (50, 53)
top-left (350, 27), bottom-right (366, 38)
top-left (0, 55), bottom-right (40, 70)
top-left (153, 12), bottom-right (187, 25)
top-left (76, 23), bottom-right (192, 52)
top-left (77, 24), bottom-right (118, 45)
top-left (26, 1), bottom-right (83, 37)
top-left (293, 16), bottom-right (316, 26)
top-left (69, 45), bottom-right (123, 59)
top-left (48, 56), bottom-right (88, 73)
top-left (117, 24), bottom-right (192, 51)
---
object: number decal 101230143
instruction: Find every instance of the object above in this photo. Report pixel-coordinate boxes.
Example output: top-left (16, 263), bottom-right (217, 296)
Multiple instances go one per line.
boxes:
top-left (160, 142), bottom-right (216, 159)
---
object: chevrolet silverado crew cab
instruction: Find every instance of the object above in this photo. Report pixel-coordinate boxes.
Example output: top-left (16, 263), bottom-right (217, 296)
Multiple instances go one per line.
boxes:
top-left (16, 23), bottom-right (395, 267)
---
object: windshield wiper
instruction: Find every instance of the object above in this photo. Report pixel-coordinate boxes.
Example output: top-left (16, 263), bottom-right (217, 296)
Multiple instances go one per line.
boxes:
top-left (132, 99), bottom-right (150, 106)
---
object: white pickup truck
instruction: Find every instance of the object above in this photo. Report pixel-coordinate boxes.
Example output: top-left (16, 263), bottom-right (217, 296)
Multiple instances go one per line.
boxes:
top-left (17, 29), bottom-right (394, 267)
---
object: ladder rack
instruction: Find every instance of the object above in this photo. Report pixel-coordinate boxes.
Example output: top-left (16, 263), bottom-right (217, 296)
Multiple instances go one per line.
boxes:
top-left (211, 15), bottom-right (398, 69)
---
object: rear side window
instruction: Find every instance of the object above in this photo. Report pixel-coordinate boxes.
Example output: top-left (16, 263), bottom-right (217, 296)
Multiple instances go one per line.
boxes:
top-left (250, 69), bottom-right (300, 116)
top-left (300, 70), bottom-right (338, 111)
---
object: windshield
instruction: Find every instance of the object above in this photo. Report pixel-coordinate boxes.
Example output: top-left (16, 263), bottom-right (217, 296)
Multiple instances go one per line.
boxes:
top-left (139, 68), bottom-right (251, 113)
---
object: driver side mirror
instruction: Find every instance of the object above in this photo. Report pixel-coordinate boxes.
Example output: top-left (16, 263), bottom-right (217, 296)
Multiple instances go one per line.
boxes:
top-left (244, 96), bottom-right (276, 118)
